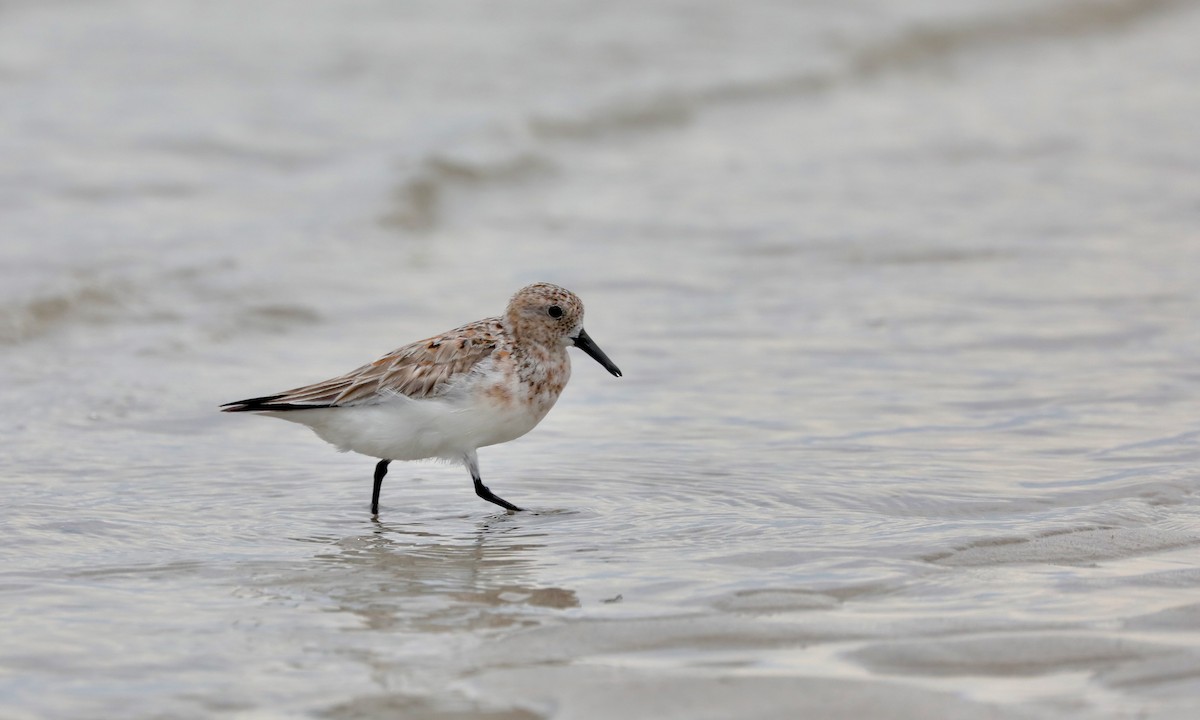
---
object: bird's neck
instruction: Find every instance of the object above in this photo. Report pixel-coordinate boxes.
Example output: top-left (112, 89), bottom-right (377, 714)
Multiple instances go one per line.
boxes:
top-left (512, 341), bottom-right (570, 404)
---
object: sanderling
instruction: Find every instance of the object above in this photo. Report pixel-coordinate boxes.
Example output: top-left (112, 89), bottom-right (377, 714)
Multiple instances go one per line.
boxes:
top-left (221, 282), bottom-right (621, 515)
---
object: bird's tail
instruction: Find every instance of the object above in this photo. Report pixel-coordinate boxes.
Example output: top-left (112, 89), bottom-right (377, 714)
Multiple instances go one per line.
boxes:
top-left (220, 395), bottom-right (331, 412)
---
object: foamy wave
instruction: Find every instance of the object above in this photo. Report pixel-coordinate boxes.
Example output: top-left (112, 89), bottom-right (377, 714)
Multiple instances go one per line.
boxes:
top-left (383, 145), bottom-right (553, 232)
top-left (0, 276), bottom-right (130, 345)
top-left (381, 0), bottom-right (1187, 232)
top-left (530, 0), bottom-right (1187, 138)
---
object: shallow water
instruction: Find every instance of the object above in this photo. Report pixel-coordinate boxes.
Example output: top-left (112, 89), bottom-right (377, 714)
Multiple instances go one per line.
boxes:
top-left (3, 0), bottom-right (1200, 718)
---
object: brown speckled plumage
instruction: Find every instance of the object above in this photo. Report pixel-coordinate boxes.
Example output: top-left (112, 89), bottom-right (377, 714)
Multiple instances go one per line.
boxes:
top-left (242, 318), bottom-right (504, 408)
top-left (221, 282), bottom-right (621, 514)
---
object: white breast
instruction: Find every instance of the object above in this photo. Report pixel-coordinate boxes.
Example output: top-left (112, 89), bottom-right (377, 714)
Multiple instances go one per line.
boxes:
top-left (265, 370), bottom-right (552, 461)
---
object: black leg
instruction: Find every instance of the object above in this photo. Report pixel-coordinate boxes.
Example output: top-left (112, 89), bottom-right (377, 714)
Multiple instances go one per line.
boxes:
top-left (473, 475), bottom-right (523, 512)
top-left (372, 459), bottom-right (390, 515)
top-left (463, 452), bottom-right (522, 512)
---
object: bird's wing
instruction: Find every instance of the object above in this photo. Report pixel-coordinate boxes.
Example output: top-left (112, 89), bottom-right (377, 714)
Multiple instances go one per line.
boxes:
top-left (221, 318), bottom-right (503, 411)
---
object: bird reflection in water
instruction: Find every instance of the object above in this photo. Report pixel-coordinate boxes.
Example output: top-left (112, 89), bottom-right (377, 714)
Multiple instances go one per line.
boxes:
top-left (307, 514), bottom-right (579, 633)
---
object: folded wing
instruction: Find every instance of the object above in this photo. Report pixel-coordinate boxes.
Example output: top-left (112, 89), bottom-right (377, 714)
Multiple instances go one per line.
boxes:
top-left (221, 319), bottom-right (501, 412)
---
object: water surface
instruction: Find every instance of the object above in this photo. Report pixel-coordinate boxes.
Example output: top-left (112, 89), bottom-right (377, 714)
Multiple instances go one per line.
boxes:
top-left (3, 1), bottom-right (1200, 718)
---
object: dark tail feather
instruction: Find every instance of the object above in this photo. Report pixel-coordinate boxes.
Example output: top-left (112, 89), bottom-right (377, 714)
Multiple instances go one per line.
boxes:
top-left (220, 395), bottom-right (332, 412)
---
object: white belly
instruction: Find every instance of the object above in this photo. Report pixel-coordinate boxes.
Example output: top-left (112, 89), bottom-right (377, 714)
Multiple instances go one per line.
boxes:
top-left (266, 391), bottom-right (546, 461)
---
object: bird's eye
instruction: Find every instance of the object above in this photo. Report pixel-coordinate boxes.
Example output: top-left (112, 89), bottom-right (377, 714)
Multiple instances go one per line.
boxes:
top-left (547, 305), bottom-right (563, 318)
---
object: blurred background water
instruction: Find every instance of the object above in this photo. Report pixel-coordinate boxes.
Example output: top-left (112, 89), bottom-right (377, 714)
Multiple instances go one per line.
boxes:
top-left (2, 0), bottom-right (1200, 718)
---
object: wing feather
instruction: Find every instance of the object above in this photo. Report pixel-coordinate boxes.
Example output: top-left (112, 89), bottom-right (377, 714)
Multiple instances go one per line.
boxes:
top-left (221, 318), bottom-right (503, 412)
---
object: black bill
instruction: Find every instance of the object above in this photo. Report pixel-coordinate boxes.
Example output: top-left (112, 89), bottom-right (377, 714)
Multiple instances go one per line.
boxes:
top-left (572, 328), bottom-right (622, 377)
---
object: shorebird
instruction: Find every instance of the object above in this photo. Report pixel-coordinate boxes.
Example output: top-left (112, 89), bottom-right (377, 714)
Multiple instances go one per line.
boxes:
top-left (221, 282), bottom-right (621, 514)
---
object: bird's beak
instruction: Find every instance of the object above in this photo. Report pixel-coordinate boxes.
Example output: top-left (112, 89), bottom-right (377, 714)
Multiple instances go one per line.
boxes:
top-left (572, 328), bottom-right (622, 377)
